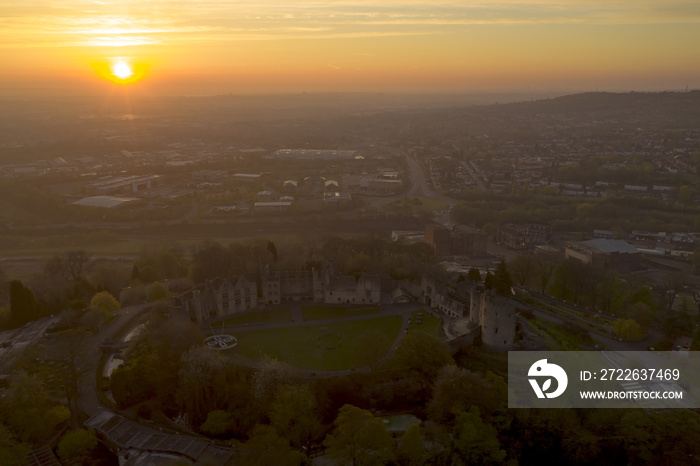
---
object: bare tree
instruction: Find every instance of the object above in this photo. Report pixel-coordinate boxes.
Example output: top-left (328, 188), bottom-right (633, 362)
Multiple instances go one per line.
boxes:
top-left (45, 250), bottom-right (92, 283)
top-left (65, 250), bottom-right (92, 282)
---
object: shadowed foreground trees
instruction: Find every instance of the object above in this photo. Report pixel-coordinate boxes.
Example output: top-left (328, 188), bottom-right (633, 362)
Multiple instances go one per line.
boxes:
top-left (324, 404), bottom-right (395, 465)
top-left (452, 407), bottom-right (507, 465)
top-left (9, 280), bottom-right (45, 326)
top-left (57, 429), bottom-right (98, 465)
top-left (238, 425), bottom-right (308, 466)
top-left (269, 383), bottom-right (320, 448)
top-left (428, 366), bottom-right (502, 424)
top-left (393, 331), bottom-right (454, 381)
top-left (0, 372), bottom-right (70, 444)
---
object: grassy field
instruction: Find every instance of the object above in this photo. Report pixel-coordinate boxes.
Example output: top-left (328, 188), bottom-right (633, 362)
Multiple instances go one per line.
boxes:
top-left (407, 310), bottom-right (442, 338)
top-left (382, 197), bottom-right (448, 215)
top-left (301, 306), bottom-right (381, 321)
top-left (214, 308), bottom-right (292, 327)
top-left (227, 315), bottom-right (402, 371)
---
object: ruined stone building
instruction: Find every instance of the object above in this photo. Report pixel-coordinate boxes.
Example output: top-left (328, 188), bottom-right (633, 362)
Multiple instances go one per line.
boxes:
top-left (182, 276), bottom-right (258, 324)
top-left (178, 262), bottom-right (381, 324)
top-left (419, 276), bottom-right (517, 351)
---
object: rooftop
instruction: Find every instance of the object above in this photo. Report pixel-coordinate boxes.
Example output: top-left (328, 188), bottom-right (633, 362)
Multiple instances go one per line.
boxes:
top-left (577, 238), bottom-right (639, 254)
top-left (73, 195), bottom-right (140, 208)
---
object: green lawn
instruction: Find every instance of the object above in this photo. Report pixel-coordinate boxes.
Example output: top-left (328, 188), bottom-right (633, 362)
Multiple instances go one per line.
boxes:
top-left (407, 310), bottom-right (442, 338)
top-left (301, 306), bottom-right (381, 321)
top-left (382, 197), bottom-right (448, 215)
top-left (227, 315), bottom-right (402, 371)
top-left (214, 308), bottom-right (292, 327)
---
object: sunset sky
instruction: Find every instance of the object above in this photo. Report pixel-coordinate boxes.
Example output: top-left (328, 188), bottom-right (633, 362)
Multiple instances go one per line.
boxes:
top-left (1, 0), bottom-right (699, 96)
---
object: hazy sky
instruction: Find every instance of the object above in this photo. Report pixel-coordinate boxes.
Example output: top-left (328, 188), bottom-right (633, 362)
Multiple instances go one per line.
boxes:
top-left (2, 0), bottom-right (699, 96)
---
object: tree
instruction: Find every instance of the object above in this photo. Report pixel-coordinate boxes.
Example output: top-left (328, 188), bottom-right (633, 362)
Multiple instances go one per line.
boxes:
top-left (135, 241), bottom-right (190, 281)
top-left (148, 282), bottom-right (170, 302)
top-left (428, 365), bottom-right (499, 424)
top-left (0, 372), bottom-right (70, 443)
top-left (324, 404), bottom-right (395, 466)
top-left (0, 424), bottom-right (29, 466)
top-left (57, 429), bottom-right (98, 465)
top-left (618, 410), bottom-right (660, 464)
top-left (452, 407), bottom-right (507, 465)
top-left (484, 272), bottom-right (494, 290)
top-left (627, 302), bottom-right (654, 328)
top-left (492, 260), bottom-right (513, 295)
top-left (131, 264), bottom-right (142, 283)
top-left (693, 246), bottom-right (700, 275)
top-left (691, 327), bottom-right (700, 351)
top-left (0, 266), bottom-right (8, 305)
top-left (54, 328), bottom-right (85, 427)
top-left (200, 410), bottom-right (235, 438)
top-left (507, 255), bottom-right (534, 287)
top-left (562, 430), bottom-right (601, 464)
top-left (177, 346), bottom-right (228, 428)
top-left (549, 259), bottom-right (596, 305)
top-left (393, 331), bottom-right (454, 381)
top-left (662, 271), bottom-right (686, 310)
top-left (138, 266), bottom-right (159, 284)
top-left (90, 290), bottom-right (120, 316)
top-left (397, 423), bottom-right (426, 466)
top-left (614, 319), bottom-right (646, 341)
top-left (112, 319), bottom-right (204, 409)
top-left (252, 356), bottom-right (299, 406)
top-left (65, 250), bottom-right (92, 282)
top-left (267, 241), bottom-right (279, 263)
top-left (91, 264), bottom-right (131, 297)
top-left (45, 250), bottom-right (92, 283)
top-left (269, 384), bottom-right (320, 447)
top-left (534, 256), bottom-right (556, 294)
top-left (190, 241), bottom-right (235, 283)
top-left (663, 308), bottom-right (694, 340)
top-left (467, 268), bottom-right (482, 282)
top-left (240, 425), bottom-right (308, 466)
top-left (9, 280), bottom-right (43, 326)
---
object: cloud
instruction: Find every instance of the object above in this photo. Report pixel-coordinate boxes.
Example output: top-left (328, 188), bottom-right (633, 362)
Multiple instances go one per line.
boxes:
top-left (1, 1), bottom-right (699, 49)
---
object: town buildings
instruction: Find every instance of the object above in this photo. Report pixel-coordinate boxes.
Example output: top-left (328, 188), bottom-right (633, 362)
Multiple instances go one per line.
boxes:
top-left (424, 223), bottom-right (488, 257)
top-left (496, 223), bottom-right (552, 251)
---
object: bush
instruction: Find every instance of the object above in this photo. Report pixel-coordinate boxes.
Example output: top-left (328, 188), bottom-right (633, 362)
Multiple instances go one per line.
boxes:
top-left (57, 429), bottom-right (98, 465)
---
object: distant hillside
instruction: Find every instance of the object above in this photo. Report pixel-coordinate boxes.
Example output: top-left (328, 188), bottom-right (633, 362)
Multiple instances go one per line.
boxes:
top-left (478, 91), bottom-right (700, 129)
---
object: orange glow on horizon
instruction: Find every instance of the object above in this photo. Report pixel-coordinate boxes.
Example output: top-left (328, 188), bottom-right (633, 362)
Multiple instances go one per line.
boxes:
top-left (0, 1), bottom-right (698, 96)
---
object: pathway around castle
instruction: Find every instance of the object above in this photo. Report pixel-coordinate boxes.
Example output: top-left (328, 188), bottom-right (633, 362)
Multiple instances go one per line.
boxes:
top-left (74, 303), bottom-right (149, 418)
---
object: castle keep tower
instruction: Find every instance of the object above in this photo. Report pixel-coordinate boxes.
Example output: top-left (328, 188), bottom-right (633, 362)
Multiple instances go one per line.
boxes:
top-left (479, 290), bottom-right (517, 350)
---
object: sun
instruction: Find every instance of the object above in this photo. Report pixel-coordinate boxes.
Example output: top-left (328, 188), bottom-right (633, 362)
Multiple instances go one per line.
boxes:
top-left (112, 61), bottom-right (134, 80)
top-left (92, 58), bottom-right (148, 85)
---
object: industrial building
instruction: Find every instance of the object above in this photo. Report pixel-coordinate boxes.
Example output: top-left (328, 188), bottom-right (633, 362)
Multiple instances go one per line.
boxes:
top-left (269, 149), bottom-right (360, 161)
top-left (565, 239), bottom-right (641, 273)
